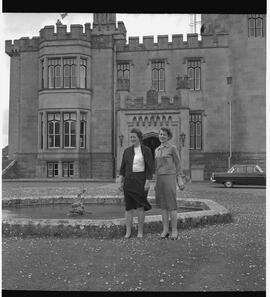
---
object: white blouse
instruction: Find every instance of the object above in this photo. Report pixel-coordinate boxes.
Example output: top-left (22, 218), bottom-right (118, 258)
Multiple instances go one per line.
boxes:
top-left (132, 145), bottom-right (145, 172)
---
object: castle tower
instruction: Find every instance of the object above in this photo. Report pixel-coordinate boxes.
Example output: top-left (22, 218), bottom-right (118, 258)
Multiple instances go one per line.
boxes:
top-left (201, 14), bottom-right (266, 167)
top-left (90, 13), bottom-right (118, 177)
top-left (93, 13), bottom-right (116, 25)
top-left (92, 13), bottom-right (117, 34)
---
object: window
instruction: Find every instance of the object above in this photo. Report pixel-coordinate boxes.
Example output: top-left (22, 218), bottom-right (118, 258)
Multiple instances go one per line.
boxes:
top-left (187, 60), bottom-right (201, 90)
top-left (247, 165), bottom-right (255, 174)
top-left (46, 57), bottom-right (87, 89)
top-left (48, 58), bottom-right (61, 88)
top-left (234, 166), bottom-right (246, 174)
top-left (80, 58), bottom-right (87, 88)
top-left (41, 113), bottom-right (43, 149)
top-left (63, 162), bottom-right (74, 177)
top-left (190, 113), bottom-right (202, 150)
top-left (117, 63), bottom-right (130, 90)
top-left (63, 58), bottom-right (77, 88)
top-left (248, 14), bottom-right (264, 37)
top-left (47, 113), bottom-right (61, 148)
top-left (41, 59), bottom-right (44, 89)
top-left (45, 111), bottom-right (87, 149)
top-left (152, 61), bottom-right (165, 91)
top-left (80, 113), bottom-right (87, 148)
top-left (47, 162), bottom-right (59, 177)
top-left (63, 112), bottom-right (76, 148)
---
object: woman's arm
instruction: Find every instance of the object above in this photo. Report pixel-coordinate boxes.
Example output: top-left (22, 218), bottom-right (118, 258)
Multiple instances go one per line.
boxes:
top-left (144, 146), bottom-right (154, 180)
top-left (171, 146), bottom-right (185, 190)
top-left (119, 149), bottom-right (126, 177)
top-left (118, 149), bottom-right (127, 191)
top-left (171, 145), bottom-right (182, 176)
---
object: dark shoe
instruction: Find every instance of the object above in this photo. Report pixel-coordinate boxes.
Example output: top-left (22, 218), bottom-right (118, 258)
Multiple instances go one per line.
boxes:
top-left (159, 232), bottom-right (170, 239)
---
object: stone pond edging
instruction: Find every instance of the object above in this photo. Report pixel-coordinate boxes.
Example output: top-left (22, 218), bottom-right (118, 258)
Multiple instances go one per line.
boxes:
top-left (2, 196), bottom-right (232, 238)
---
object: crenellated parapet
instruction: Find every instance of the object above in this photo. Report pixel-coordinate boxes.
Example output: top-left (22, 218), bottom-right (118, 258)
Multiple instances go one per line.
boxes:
top-left (5, 19), bottom-right (127, 56)
top-left (117, 90), bottom-right (182, 110)
top-left (38, 21), bottom-right (126, 45)
top-left (5, 37), bottom-right (40, 56)
top-left (116, 32), bottom-right (229, 51)
top-left (39, 23), bottom-right (92, 42)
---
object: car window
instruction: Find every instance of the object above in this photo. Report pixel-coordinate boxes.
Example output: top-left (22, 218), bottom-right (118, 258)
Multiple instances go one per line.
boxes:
top-left (228, 165), bottom-right (246, 173)
top-left (246, 166), bottom-right (255, 173)
top-left (235, 166), bottom-right (246, 173)
top-left (255, 165), bottom-right (263, 173)
top-left (228, 166), bottom-right (236, 173)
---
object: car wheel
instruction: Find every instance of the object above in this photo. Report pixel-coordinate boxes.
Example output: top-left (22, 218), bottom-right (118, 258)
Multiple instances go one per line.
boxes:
top-left (224, 181), bottom-right (233, 188)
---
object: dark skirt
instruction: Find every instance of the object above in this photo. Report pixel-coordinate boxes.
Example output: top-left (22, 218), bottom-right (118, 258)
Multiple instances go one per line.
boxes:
top-left (155, 174), bottom-right (177, 210)
top-left (123, 171), bottom-right (152, 211)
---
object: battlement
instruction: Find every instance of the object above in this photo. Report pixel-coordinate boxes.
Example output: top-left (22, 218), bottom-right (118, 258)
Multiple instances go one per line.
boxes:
top-left (118, 89), bottom-right (183, 110)
top-left (117, 32), bottom-right (228, 51)
top-left (5, 37), bottom-right (40, 56)
top-left (123, 94), bottom-right (182, 110)
top-left (39, 23), bottom-right (92, 41)
top-left (5, 20), bottom-right (127, 56)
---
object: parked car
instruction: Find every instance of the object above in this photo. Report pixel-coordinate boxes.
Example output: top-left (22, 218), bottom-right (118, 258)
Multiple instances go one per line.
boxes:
top-left (210, 164), bottom-right (266, 188)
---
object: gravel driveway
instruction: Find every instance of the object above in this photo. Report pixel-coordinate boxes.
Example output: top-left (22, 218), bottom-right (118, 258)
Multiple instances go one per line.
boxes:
top-left (2, 181), bottom-right (266, 291)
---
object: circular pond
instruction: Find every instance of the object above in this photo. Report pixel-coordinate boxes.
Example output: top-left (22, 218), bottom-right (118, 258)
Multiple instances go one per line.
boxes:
top-left (2, 203), bottom-right (201, 220)
top-left (2, 196), bottom-right (232, 238)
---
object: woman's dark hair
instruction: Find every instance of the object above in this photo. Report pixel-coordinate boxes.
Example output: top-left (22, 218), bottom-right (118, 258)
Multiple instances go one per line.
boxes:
top-left (130, 128), bottom-right (143, 141)
top-left (159, 126), bottom-right (173, 140)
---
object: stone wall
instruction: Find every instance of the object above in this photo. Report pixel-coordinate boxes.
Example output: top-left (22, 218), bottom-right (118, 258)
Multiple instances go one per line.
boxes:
top-left (90, 153), bottom-right (114, 178)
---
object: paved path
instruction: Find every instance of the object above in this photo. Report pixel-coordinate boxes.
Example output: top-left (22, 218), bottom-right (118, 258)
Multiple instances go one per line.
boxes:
top-left (2, 181), bottom-right (266, 291)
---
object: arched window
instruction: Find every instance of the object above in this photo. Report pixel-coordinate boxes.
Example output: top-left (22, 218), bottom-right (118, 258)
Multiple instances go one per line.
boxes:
top-left (80, 112), bottom-right (87, 148)
top-left (40, 113), bottom-right (43, 149)
top-left (63, 58), bottom-right (77, 88)
top-left (151, 61), bottom-right (165, 91)
top-left (41, 59), bottom-right (44, 89)
top-left (48, 58), bottom-right (61, 88)
top-left (190, 113), bottom-right (202, 150)
top-left (47, 113), bottom-right (60, 148)
top-left (187, 60), bottom-right (201, 91)
top-left (80, 58), bottom-right (87, 88)
top-left (63, 112), bottom-right (76, 148)
top-left (117, 63), bottom-right (130, 90)
top-left (248, 14), bottom-right (264, 37)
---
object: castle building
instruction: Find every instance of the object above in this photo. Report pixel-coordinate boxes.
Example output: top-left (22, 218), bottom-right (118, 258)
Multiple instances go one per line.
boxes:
top-left (4, 13), bottom-right (266, 180)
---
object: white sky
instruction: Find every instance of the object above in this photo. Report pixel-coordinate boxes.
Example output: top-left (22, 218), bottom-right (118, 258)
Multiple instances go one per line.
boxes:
top-left (0, 13), bottom-right (197, 148)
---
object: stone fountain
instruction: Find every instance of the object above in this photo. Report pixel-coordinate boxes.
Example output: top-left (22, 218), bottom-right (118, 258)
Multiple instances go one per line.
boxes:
top-left (68, 189), bottom-right (88, 216)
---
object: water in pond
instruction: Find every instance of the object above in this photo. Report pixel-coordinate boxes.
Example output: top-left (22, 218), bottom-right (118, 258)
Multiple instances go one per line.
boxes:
top-left (2, 203), bottom-right (201, 220)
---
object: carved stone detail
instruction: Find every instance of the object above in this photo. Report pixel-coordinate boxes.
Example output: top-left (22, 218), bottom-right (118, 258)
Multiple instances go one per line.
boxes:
top-left (146, 89), bottom-right (158, 105)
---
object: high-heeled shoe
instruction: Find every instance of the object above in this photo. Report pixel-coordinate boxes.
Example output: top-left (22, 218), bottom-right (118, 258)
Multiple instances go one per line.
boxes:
top-left (170, 233), bottom-right (179, 240)
top-left (159, 232), bottom-right (170, 239)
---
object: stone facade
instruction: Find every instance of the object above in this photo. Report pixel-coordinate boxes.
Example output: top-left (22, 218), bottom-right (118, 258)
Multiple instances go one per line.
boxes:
top-left (4, 13), bottom-right (266, 180)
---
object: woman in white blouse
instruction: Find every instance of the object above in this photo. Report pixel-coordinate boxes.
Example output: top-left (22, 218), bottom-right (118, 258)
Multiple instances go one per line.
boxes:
top-left (118, 128), bottom-right (154, 238)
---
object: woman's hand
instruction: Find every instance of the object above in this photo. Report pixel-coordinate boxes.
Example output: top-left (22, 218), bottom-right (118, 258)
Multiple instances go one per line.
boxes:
top-left (144, 180), bottom-right (150, 191)
top-left (177, 175), bottom-right (185, 191)
top-left (119, 184), bottom-right (124, 192)
top-left (178, 184), bottom-right (185, 191)
top-left (117, 175), bottom-right (124, 192)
